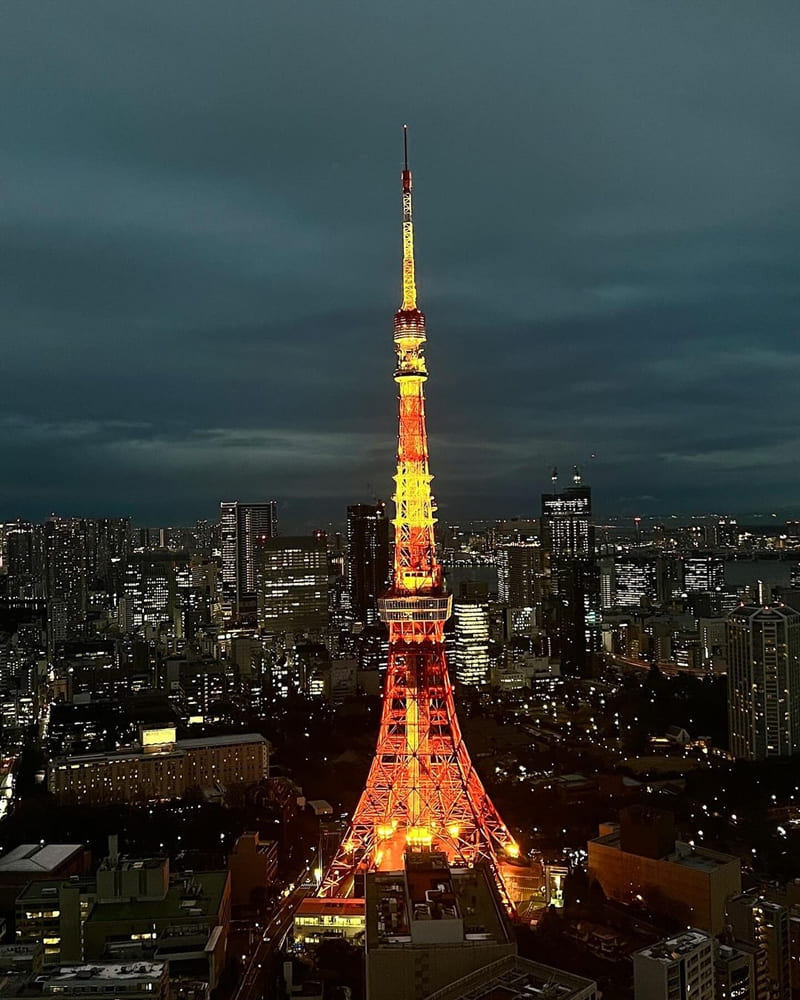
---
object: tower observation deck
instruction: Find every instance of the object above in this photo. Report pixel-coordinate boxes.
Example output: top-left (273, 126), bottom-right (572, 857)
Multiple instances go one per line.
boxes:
top-left (319, 128), bottom-right (520, 913)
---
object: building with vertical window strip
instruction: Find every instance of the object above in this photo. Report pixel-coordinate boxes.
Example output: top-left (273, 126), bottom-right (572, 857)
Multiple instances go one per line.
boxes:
top-left (727, 602), bottom-right (800, 760)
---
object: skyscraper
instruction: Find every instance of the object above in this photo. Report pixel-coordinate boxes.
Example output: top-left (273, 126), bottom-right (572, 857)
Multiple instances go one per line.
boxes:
top-left (683, 550), bottom-right (725, 594)
top-left (541, 468), bottom-right (599, 675)
top-left (496, 542), bottom-right (547, 608)
top-left (4, 521), bottom-right (44, 601)
top-left (727, 602), bottom-right (800, 760)
top-left (453, 583), bottom-right (490, 687)
top-left (541, 467), bottom-right (593, 561)
top-left (612, 556), bottom-right (658, 609)
top-left (346, 501), bottom-right (390, 625)
top-left (44, 517), bottom-right (89, 647)
top-left (219, 500), bottom-right (277, 622)
top-left (256, 535), bottom-right (328, 638)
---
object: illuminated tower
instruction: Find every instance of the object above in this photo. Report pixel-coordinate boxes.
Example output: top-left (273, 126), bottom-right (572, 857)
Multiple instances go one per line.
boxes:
top-left (321, 128), bottom-right (519, 909)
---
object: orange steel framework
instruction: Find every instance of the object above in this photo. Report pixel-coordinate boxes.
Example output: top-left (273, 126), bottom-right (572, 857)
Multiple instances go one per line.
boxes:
top-left (319, 127), bottom-right (519, 911)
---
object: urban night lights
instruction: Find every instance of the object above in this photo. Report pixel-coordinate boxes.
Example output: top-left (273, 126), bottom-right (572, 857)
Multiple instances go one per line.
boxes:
top-left (320, 130), bottom-right (520, 909)
top-left (5, 4), bottom-right (800, 997)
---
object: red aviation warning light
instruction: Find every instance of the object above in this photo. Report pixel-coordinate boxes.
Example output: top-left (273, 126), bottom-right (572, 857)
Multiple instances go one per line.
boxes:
top-left (319, 128), bottom-right (520, 913)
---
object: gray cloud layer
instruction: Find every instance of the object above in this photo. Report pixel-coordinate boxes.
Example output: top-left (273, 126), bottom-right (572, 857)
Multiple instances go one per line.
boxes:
top-left (3, 1), bottom-right (800, 526)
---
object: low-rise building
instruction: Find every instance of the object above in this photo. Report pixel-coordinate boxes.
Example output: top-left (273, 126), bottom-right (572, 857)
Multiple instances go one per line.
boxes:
top-left (0, 962), bottom-right (168, 1000)
top-left (364, 851), bottom-right (516, 1000)
top-left (48, 728), bottom-right (269, 804)
top-left (0, 845), bottom-right (88, 925)
top-left (228, 833), bottom-right (278, 908)
top-left (727, 894), bottom-right (790, 1000)
top-left (293, 898), bottom-right (365, 946)
top-left (15, 842), bottom-right (229, 995)
top-left (588, 809), bottom-right (741, 934)
top-left (633, 929), bottom-right (715, 1000)
top-left (424, 954), bottom-right (596, 1000)
top-left (715, 942), bottom-right (754, 1000)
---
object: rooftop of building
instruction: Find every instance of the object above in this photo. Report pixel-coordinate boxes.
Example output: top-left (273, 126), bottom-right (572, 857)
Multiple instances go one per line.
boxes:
top-left (365, 852), bottom-right (511, 949)
top-left (295, 898), bottom-right (365, 918)
top-left (423, 953), bottom-right (596, 1000)
top-left (17, 877), bottom-right (96, 902)
top-left (50, 731), bottom-right (268, 765)
top-left (727, 892), bottom-right (785, 914)
top-left (729, 602), bottom-right (800, 620)
top-left (83, 871), bottom-right (228, 925)
top-left (635, 929), bottom-right (710, 963)
top-left (98, 856), bottom-right (164, 871)
top-left (0, 845), bottom-right (83, 874)
top-left (0, 963), bottom-right (166, 999)
top-left (40, 963), bottom-right (164, 983)
top-left (590, 826), bottom-right (739, 872)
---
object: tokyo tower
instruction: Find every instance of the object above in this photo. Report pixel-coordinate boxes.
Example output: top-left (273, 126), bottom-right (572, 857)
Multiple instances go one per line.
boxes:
top-left (320, 128), bottom-right (520, 910)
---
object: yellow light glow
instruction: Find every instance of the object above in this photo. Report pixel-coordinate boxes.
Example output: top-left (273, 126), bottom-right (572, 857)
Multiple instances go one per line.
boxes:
top-left (506, 842), bottom-right (520, 859)
top-left (376, 824), bottom-right (394, 840)
top-left (401, 190), bottom-right (416, 310)
top-left (141, 726), bottom-right (177, 749)
top-left (406, 825), bottom-right (433, 847)
top-left (447, 823), bottom-right (461, 839)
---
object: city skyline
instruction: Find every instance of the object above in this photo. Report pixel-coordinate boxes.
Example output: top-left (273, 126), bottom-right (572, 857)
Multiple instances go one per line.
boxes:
top-left (4, 3), bottom-right (800, 525)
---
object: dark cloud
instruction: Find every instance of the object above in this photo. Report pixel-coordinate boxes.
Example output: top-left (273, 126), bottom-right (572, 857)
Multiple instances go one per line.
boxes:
top-left (3, 1), bottom-right (800, 526)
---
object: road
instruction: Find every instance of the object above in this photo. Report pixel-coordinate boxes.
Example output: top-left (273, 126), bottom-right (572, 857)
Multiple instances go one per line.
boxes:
top-left (606, 652), bottom-right (718, 679)
top-left (232, 875), bottom-right (311, 1000)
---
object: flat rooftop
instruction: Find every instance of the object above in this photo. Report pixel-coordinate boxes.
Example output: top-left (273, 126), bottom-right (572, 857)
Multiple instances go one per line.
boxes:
top-left (637, 929), bottom-right (711, 963)
top-left (295, 898), bottom-right (365, 918)
top-left (17, 878), bottom-right (95, 902)
top-left (51, 732), bottom-right (267, 765)
top-left (365, 853), bottom-right (511, 949)
top-left (424, 954), bottom-right (596, 1000)
top-left (84, 871), bottom-right (228, 925)
top-left (591, 829), bottom-right (738, 872)
top-left (0, 845), bottom-right (83, 874)
top-left (42, 963), bottom-right (165, 983)
top-left (0, 963), bottom-right (167, 999)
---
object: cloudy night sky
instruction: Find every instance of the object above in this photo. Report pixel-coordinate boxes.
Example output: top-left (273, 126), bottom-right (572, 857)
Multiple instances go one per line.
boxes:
top-left (3, 2), bottom-right (800, 529)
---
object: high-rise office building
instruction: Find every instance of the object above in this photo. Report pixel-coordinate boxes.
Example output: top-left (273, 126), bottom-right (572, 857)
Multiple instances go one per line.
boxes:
top-left (44, 518), bottom-right (89, 647)
top-left (727, 894), bottom-right (790, 1000)
top-left (541, 468), bottom-right (600, 674)
top-left (541, 467), bottom-right (594, 562)
top-left (346, 502), bottom-right (390, 624)
top-left (4, 521), bottom-right (45, 600)
top-left (256, 536), bottom-right (328, 638)
top-left (613, 556), bottom-right (658, 609)
top-left (453, 583), bottom-right (490, 687)
top-left (219, 501), bottom-right (277, 622)
top-left (727, 603), bottom-right (800, 760)
top-left (633, 929), bottom-right (715, 1000)
top-left (496, 542), bottom-right (547, 608)
top-left (684, 551), bottom-right (725, 594)
top-left (122, 550), bottom-right (191, 637)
